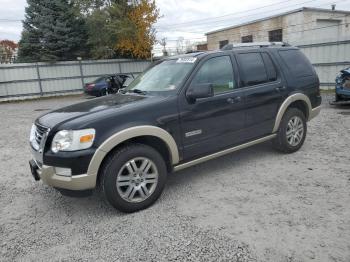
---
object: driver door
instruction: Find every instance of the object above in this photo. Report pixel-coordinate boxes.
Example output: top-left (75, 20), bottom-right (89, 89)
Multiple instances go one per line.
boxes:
top-left (178, 54), bottom-right (247, 160)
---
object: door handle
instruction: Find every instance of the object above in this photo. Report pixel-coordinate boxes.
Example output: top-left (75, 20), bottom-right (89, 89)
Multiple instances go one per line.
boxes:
top-left (227, 96), bottom-right (241, 104)
top-left (275, 86), bottom-right (286, 92)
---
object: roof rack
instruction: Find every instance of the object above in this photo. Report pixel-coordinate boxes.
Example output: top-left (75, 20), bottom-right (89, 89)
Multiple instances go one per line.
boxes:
top-left (221, 42), bottom-right (290, 50)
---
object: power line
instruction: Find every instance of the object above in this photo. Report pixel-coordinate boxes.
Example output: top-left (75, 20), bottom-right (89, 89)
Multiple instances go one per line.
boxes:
top-left (0, 19), bottom-right (22, 22)
top-left (155, 0), bottom-right (321, 30)
top-left (152, 21), bottom-right (349, 52)
top-left (155, 0), bottom-right (296, 28)
top-left (156, 13), bottom-right (349, 44)
top-left (155, 0), bottom-right (349, 42)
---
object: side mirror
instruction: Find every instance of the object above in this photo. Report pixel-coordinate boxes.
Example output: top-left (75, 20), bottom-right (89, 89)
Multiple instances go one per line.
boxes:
top-left (186, 83), bottom-right (214, 101)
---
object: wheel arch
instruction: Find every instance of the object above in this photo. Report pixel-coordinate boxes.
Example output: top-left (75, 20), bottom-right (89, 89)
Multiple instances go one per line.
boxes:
top-left (272, 93), bottom-right (312, 133)
top-left (86, 125), bottom-right (179, 186)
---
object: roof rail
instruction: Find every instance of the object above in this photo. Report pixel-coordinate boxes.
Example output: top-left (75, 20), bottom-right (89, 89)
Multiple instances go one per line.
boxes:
top-left (221, 42), bottom-right (290, 50)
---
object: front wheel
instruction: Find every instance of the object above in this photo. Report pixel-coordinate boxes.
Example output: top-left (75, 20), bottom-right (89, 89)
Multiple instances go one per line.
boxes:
top-left (273, 108), bottom-right (307, 153)
top-left (99, 144), bottom-right (167, 213)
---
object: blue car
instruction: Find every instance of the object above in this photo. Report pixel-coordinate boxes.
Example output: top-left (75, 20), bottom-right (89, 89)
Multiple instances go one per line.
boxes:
top-left (335, 67), bottom-right (350, 102)
top-left (84, 74), bottom-right (134, 97)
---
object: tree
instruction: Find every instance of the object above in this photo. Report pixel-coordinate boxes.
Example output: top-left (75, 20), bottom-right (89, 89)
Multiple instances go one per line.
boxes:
top-left (17, 0), bottom-right (89, 62)
top-left (84, 1), bottom-right (134, 59)
top-left (0, 40), bottom-right (18, 63)
top-left (115, 0), bottom-right (160, 59)
top-left (17, 0), bottom-right (44, 62)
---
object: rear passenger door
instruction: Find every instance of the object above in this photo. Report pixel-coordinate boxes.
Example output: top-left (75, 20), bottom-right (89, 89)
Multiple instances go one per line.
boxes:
top-left (235, 51), bottom-right (286, 139)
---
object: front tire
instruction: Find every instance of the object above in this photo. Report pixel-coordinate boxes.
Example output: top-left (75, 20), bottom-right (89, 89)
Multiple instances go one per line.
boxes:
top-left (99, 144), bottom-right (167, 213)
top-left (273, 108), bottom-right (307, 153)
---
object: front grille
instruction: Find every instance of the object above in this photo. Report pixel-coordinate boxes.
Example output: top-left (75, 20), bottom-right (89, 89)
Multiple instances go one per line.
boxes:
top-left (34, 123), bottom-right (49, 149)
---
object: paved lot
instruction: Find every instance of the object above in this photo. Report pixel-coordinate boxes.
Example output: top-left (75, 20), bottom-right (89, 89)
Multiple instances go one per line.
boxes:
top-left (0, 95), bottom-right (349, 262)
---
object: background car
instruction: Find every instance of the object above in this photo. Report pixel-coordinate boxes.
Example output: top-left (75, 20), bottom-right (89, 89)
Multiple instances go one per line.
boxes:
top-left (335, 67), bottom-right (350, 102)
top-left (84, 73), bottom-right (135, 97)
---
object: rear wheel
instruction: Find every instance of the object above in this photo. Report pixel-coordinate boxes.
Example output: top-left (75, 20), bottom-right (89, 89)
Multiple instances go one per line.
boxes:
top-left (273, 108), bottom-right (307, 153)
top-left (99, 88), bottom-right (107, 97)
top-left (99, 144), bottom-right (167, 213)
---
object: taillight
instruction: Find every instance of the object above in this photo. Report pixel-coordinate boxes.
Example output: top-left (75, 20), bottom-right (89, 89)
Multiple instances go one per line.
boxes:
top-left (86, 84), bottom-right (95, 90)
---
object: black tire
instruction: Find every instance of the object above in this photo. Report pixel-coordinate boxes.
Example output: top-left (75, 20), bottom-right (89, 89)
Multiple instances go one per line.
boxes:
top-left (335, 94), bottom-right (342, 102)
top-left (99, 143), bottom-right (167, 213)
top-left (273, 108), bottom-right (307, 153)
top-left (99, 88), bottom-right (107, 97)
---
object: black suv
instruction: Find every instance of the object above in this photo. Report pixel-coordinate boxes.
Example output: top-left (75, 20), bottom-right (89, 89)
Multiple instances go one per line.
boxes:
top-left (29, 43), bottom-right (321, 212)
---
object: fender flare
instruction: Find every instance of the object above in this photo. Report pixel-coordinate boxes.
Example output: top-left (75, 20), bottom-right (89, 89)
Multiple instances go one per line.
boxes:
top-left (272, 93), bottom-right (312, 133)
top-left (86, 125), bottom-right (180, 181)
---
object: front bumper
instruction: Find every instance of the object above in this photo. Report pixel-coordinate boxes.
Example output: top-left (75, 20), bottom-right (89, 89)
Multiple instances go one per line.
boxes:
top-left (30, 160), bottom-right (96, 190)
top-left (336, 87), bottom-right (350, 98)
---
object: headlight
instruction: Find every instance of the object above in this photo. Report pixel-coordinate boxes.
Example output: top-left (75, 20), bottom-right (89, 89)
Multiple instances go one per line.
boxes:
top-left (29, 124), bottom-right (40, 150)
top-left (29, 124), bottom-right (36, 143)
top-left (51, 129), bottom-right (95, 153)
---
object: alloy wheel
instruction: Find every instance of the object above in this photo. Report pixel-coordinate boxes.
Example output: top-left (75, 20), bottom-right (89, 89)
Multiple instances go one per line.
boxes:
top-left (286, 116), bottom-right (304, 146)
top-left (116, 157), bottom-right (159, 203)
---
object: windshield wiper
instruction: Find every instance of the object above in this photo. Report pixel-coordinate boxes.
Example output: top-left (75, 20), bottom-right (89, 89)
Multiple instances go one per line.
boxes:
top-left (128, 89), bottom-right (148, 95)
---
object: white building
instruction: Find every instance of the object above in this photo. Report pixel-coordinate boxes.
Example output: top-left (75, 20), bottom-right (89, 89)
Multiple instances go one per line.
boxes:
top-left (206, 7), bottom-right (350, 89)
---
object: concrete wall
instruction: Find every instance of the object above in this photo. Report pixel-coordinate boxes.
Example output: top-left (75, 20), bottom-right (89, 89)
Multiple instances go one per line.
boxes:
top-left (206, 9), bottom-right (350, 89)
top-left (0, 59), bottom-right (151, 101)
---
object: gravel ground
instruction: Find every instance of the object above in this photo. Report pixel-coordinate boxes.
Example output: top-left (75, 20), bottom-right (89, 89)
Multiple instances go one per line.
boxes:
top-left (0, 94), bottom-right (349, 262)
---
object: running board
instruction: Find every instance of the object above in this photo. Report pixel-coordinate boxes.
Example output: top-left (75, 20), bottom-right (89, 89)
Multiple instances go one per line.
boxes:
top-left (173, 134), bottom-right (277, 172)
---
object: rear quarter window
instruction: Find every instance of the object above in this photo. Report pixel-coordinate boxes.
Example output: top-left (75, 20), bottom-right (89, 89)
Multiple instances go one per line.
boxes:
top-left (261, 53), bottom-right (277, 82)
top-left (237, 52), bottom-right (268, 86)
top-left (278, 49), bottom-right (314, 77)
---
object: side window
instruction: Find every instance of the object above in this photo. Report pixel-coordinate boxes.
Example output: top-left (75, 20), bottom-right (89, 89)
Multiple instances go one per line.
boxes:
top-left (278, 49), bottom-right (314, 77)
top-left (237, 53), bottom-right (268, 86)
top-left (261, 53), bottom-right (277, 81)
top-left (191, 56), bottom-right (236, 95)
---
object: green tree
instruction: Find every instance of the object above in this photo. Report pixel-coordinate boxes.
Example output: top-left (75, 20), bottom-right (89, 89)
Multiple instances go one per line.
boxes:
top-left (18, 0), bottom-right (89, 62)
top-left (75, 0), bottom-right (159, 59)
top-left (81, 0), bottom-right (134, 59)
top-left (17, 0), bottom-right (44, 62)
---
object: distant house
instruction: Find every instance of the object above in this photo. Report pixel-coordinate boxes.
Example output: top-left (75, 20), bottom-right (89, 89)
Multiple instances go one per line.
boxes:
top-left (205, 7), bottom-right (350, 89)
top-left (196, 43), bottom-right (208, 51)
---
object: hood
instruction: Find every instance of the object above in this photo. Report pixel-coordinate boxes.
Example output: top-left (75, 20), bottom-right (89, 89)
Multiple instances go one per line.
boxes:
top-left (36, 94), bottom-right (147, 128)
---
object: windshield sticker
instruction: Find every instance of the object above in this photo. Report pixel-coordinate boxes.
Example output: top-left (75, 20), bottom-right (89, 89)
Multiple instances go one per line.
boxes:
top-left (229, 81), bottom-right (234, 89)
top-left (176, 57), bottom-right (197, 64)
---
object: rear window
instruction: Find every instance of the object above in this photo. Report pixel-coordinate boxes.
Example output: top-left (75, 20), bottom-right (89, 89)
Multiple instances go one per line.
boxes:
top-left (278, 49), bottom-right (314, 77)
top-left (93, 76), bottom-right (106, 83)
top-left (237, 52), bottom-right (268, 86)
top-left (261, 53), bottom-right (277, 81)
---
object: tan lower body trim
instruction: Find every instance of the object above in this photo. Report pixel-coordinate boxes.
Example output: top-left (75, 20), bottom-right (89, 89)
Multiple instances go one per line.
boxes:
top-left (38, 166), bottom-right (96, 190)
top-left (309, 106), bottom-right (321, 121)
top-left (173, 134), bottom-right (277, 172)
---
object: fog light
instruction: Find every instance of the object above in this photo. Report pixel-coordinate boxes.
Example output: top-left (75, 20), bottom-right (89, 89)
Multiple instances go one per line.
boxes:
top-left (55, 167), bottom-right (72, 177)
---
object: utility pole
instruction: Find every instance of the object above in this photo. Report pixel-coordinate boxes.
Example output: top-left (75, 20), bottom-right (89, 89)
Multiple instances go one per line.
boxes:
top-left (159, 38), bottom-right (168, 56)
top-left (176, 37), bottom-right (184, 55)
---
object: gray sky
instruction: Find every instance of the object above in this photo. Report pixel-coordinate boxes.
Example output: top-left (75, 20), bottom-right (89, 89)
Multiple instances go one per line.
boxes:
top-left (0, 0), bottom-right (349, 49)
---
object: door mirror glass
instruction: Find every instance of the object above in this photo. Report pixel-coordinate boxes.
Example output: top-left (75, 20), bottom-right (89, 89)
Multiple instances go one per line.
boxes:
top-left (186, 83), bottom-right (214, 100)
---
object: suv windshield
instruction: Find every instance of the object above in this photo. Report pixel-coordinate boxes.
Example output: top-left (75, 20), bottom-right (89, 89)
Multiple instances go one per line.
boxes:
top-left (126, 59), bottom-right (195, 93)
